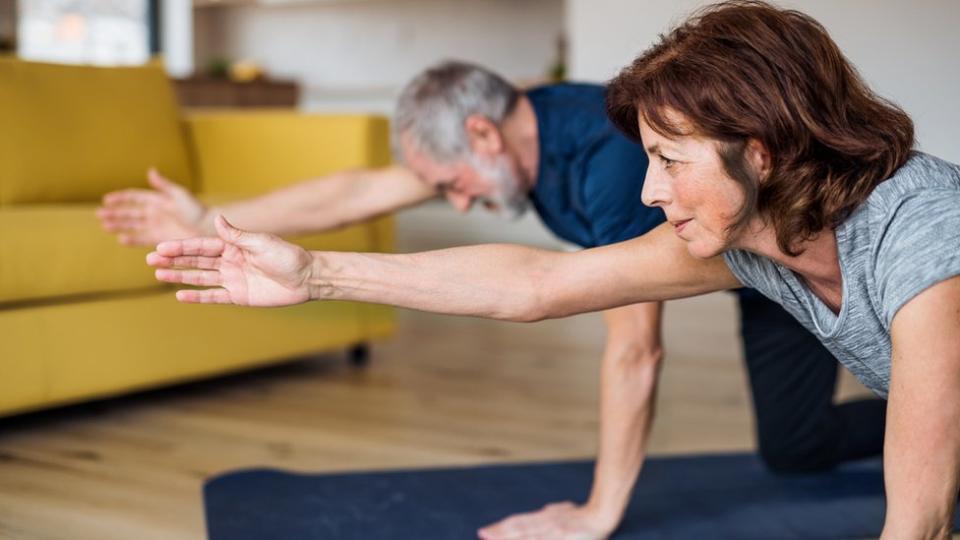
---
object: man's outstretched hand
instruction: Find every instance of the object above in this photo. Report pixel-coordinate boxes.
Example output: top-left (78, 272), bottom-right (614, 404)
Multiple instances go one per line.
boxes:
top-left (98, 168), bottom-right (209, 246)
top-left (147, 216), bottom-right (315, 307)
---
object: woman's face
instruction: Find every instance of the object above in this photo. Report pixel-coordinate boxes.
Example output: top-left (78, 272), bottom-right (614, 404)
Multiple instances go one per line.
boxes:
top-left (638, 112), bottom-right (757, 259)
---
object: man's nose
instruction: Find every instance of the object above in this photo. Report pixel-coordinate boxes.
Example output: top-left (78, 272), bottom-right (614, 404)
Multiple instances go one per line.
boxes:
top-left (445, 191), bottom-right (473, 213)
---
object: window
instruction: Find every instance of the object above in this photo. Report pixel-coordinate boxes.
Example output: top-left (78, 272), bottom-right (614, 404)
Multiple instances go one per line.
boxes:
top-left (17, 0), bottom-right (149, 65)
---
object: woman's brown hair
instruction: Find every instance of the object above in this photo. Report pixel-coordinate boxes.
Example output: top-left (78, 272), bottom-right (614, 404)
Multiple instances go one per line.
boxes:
top-left (607, 0), bottom-right (914, 255)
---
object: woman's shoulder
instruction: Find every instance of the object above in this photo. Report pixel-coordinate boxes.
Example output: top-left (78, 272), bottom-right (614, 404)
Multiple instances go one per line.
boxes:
top-left (855, 152), bottom-right (960, 326)
top-left (867, 152), bottom-right (960, 212)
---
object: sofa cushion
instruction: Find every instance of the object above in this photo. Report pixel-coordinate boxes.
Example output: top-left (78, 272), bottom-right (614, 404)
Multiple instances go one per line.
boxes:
top-left (0, 205), bottom-right (158, 303)
top-left (0, 57), bottom-right (194, 205)
top-left (0, 205), bottom-right (380, 304)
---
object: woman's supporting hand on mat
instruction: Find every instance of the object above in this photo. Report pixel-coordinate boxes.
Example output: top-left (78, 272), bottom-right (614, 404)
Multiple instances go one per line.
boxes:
top-left (477, 501), bottom-right (615, 540)
top-left (148, 215), bottom-right (314, 306)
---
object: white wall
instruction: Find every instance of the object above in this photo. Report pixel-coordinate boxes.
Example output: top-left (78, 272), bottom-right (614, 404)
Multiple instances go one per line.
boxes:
top-left (162, 0), bottom-right (192, 77)
top-left (196, 0), bottom-right (564, 113)
top-left (566, 0), bottom-right (960, 163)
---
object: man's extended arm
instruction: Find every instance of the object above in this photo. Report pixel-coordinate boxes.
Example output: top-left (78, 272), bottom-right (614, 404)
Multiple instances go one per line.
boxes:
top-left (202, 165), bottom-right (435, 236)
top-left (99, 165), bottom-right (436, 245)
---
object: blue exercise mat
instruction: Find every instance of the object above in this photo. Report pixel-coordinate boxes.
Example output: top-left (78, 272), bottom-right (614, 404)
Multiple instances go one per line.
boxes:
top-left (204, 453), bottom-right (959, 539)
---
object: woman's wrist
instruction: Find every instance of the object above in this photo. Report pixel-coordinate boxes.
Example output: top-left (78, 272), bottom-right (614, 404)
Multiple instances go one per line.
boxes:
top-left (306, 251), bottom-right (333, 301)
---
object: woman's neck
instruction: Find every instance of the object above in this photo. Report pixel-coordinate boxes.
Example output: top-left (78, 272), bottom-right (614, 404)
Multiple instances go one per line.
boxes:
top-left (738, 220), bottom-right (844, 312)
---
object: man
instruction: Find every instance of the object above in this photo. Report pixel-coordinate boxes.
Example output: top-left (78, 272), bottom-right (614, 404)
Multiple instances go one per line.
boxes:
top-left (100, 61), bottom-right (885, 539)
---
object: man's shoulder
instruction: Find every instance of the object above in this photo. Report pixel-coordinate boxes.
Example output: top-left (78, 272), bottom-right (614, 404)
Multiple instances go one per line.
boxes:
top-left (527, 82), bottom-right (606, 103)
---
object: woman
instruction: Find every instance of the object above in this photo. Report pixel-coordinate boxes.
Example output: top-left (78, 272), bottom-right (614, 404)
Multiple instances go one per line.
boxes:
top-left (149, 2), bottom-right (960, 537)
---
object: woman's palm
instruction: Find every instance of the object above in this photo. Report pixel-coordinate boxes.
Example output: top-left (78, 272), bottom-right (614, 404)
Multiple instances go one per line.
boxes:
top-left (218, 235), bottom-right (314, 307)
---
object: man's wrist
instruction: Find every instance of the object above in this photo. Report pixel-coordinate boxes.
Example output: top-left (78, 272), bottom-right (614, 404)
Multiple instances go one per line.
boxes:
top-left (582, 497), bottom-right (626, 533)
top-left (199, 206), bottom-right (218, 235)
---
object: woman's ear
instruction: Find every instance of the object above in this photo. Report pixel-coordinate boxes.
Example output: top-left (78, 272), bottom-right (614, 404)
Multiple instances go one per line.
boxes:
top-left (464, 114), bottom-right (503, 156)
top-left (745, 138), bottom-right (772, 181)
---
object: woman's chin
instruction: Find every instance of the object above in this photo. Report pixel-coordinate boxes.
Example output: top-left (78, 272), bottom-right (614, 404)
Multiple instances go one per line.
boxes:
top-left (685, 239), bottom-right (725, 260)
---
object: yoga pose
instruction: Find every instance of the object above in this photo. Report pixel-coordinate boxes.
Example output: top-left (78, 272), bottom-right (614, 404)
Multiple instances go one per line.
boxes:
top-left (146, 2), bottom-right (960, 532)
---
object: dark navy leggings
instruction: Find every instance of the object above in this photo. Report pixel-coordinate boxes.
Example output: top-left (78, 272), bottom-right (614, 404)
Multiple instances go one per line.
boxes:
top-left (737, 291), bottom-right (887, 472)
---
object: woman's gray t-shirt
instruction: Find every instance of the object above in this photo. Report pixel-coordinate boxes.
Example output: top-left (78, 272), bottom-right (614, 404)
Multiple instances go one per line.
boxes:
top-left (723, 152), bottom-right (960, 398)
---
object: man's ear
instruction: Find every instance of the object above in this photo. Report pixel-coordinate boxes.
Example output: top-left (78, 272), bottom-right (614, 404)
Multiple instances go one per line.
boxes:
top-left (464, 114), bottom-right (503, 156)
top-left (745, 138), bottom-right (772, 181)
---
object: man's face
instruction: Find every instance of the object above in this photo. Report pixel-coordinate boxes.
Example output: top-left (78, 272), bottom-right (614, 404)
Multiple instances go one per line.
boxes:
top-left (402, 141), bottom-right (529, 220)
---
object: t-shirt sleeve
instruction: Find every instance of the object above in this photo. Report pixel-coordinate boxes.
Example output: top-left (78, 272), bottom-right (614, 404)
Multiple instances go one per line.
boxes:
top-left (581, 132), bottom-right (664, 246)
top-left (874, 190), bottom-right (960, 327)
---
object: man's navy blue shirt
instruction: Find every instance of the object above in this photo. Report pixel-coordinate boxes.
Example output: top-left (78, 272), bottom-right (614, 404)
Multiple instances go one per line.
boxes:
top-left (526, 83), bottom-right (664, 248)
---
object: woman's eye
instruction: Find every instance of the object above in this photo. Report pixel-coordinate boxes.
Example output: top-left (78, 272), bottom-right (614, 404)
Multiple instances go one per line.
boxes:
top-left (661, 155), bottom-right (676, 168)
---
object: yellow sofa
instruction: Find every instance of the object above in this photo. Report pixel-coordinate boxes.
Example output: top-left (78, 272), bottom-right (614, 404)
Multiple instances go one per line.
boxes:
top-left (0, 57), bottom-right (395, 418)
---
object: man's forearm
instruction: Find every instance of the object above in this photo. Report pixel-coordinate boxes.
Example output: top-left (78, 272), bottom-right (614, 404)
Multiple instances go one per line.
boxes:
top-left (587, 304), bottom-right (663, 527)
top-left (204, 166), bottom-right (432, 237)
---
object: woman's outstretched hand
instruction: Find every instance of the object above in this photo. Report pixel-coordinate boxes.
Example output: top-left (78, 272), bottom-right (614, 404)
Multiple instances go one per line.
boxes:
top-left (147, 215), bottom-right (315, 306)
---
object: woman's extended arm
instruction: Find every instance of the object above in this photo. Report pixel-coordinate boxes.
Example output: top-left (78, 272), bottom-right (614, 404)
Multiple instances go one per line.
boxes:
top-left (148, 217), bottom-right (741, 321)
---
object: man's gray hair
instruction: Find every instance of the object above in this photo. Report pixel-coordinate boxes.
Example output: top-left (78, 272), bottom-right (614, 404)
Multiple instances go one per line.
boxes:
top-left (392, 60), bottom-right (519, 164)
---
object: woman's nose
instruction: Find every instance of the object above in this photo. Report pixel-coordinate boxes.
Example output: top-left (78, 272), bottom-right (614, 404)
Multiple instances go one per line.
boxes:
top-left (641, 171), bottom-right (671, 208)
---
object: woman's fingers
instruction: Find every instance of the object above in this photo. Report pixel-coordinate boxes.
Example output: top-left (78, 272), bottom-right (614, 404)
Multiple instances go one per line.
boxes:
top-left (147, 253), bottom-right (221, 270)
top-left (175, 288), bottom-right (232, 304)
top-left (155, 237), bottom-right (225, 257)
top-left (155, 268), bottom-right (221, 287)
top-left (213, 215), bottom-right (270, 250)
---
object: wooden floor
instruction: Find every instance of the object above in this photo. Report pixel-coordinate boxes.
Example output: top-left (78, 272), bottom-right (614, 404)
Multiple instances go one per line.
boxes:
top-left (0, 206), bottom-right (873, 540)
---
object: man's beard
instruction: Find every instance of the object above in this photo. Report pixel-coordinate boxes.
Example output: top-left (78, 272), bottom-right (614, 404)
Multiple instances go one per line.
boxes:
top-left (469, 153), bottom-right (529, 221)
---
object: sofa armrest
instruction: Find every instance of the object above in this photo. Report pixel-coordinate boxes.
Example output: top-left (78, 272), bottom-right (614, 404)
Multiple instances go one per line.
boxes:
top-left (184, 111), bottom-right (391, 196)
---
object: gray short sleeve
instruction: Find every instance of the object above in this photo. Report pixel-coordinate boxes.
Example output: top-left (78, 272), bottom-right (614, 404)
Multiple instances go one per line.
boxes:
top-left (874, 190), bottom-right (960, 327)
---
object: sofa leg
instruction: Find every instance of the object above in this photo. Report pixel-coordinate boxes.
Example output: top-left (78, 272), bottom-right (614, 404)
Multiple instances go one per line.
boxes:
top-left (348, 343), bottom-right (370, 368)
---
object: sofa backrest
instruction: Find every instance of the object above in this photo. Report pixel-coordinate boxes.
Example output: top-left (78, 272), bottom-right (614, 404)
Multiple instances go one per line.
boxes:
top-left (0, 57), bottom-right (194, 206)
top-left (185, 112), bottom-right (391, 196)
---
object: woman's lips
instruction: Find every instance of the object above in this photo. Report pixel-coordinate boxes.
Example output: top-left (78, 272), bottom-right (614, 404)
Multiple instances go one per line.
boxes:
top-left (673, 219), bottom-right (692, 234)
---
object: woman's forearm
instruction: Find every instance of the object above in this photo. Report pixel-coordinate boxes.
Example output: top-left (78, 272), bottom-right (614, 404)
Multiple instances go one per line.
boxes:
top-left (307, 244), bottom-right (560, 321)
top-left (306, 225), bottom-right (739, 322)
